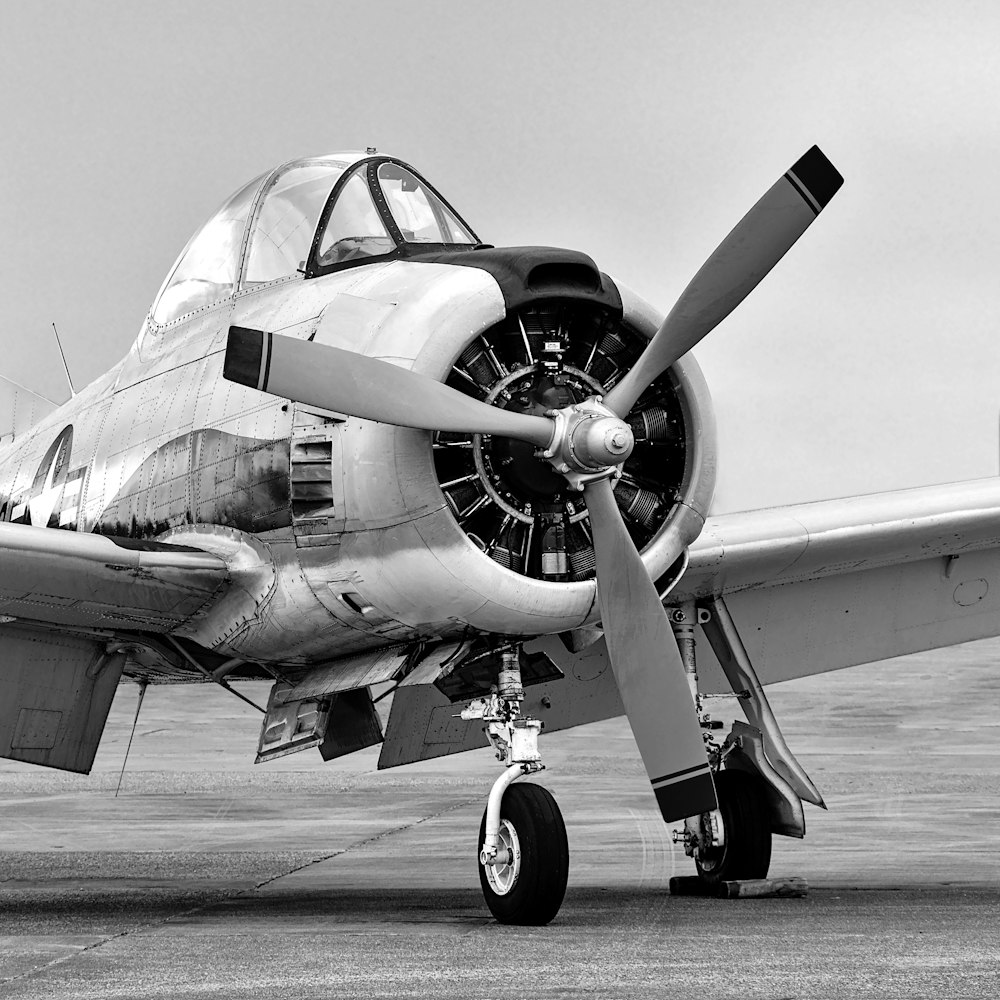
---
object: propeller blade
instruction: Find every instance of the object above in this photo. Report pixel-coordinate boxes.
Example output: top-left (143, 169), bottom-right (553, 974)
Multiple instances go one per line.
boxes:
top-left (224, 327), bottom-right (554, 448)
top-left (584, 476), bottom-right (716, 821)
top-left (605, 145), bottom-right (843, 417)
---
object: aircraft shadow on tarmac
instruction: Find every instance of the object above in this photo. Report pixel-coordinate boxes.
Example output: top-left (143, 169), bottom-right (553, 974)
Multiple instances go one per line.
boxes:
top-left (6, 881), bottom-right (987, 932)
top-left (0, 881), bottom-right (767, 924)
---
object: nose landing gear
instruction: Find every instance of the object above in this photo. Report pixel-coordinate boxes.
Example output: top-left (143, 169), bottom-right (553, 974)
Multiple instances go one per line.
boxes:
top-left (477, 782), bottom-right (568, 925)
top-left (463, 646), bottom-right (569, 925)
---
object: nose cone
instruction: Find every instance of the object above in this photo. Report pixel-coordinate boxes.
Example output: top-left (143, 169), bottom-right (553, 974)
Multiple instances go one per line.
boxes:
top-left (575, 416), bottom-right (635, 469)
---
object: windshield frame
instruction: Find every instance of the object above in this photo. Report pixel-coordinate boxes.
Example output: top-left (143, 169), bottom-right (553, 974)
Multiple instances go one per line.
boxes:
top-left (305, 157), bottom-right (483, 279)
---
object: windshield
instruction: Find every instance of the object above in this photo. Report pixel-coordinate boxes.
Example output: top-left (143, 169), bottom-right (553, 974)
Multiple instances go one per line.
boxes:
top-left (315, 167), bottom-right (395, 267)
top-left (243, 160), bottom-right (352, 287)
top-left (376, 162), bottom-right (477, 245)
top-left (152, 155), bottom-right (480, 306)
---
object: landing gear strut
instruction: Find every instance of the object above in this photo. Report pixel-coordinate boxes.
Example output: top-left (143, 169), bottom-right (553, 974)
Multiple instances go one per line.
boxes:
top-left (463, 647), bottom-right (569, 925)
top-left (669, 597), bottom-right (823, 890)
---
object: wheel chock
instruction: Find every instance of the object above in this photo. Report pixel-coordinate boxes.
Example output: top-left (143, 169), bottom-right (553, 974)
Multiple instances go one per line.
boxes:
top-left (669, 875), bottom-right (808, 898)
top-left (668, 875), bottom-right (716, 896)
top-left (718, 876), bottom-right (808, 898)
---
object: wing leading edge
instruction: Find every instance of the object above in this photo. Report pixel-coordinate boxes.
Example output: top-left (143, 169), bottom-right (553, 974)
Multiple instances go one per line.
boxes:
top-left (0, 522), bottom-right (229, 632)
top-left (682, 477), bottom-right (1000, 597)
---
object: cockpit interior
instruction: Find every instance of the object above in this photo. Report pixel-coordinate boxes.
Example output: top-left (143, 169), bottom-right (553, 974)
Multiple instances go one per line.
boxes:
top-left (150, 153), bottom-right (481, 327)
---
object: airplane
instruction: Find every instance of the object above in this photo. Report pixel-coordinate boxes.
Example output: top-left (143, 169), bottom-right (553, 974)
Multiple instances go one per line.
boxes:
top-left (3, 144), bottom-right (999, 927)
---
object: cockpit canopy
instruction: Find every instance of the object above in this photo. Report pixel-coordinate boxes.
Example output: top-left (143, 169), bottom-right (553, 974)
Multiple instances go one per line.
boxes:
top-left (150, 153), bottom-right (480, 326)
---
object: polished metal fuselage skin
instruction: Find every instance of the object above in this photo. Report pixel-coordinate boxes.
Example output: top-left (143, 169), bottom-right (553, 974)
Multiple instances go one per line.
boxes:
top-left (0, 258), bottom-right (718, 669)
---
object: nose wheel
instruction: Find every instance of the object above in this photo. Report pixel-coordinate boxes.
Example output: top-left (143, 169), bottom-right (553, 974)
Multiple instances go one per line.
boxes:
top-left (478, 782), bottom-right (569, 925)
top-left (464, 646), bottom-right (570, 924)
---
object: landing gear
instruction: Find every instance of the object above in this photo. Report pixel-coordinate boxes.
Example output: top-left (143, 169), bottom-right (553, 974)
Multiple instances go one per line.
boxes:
top-left (478, 782), bottom-right (569, 925)
top-left (690, 769), bottom-right (771, 886)
top-left (464, 646), bottom-right (569, 924)
top-left (669, 598), bottom-right (821, 889)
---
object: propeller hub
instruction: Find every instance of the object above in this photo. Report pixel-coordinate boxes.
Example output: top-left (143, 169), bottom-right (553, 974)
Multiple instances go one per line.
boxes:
top-left (572, 415), bottom-right (634, 467)
top-left (539, 398), bottom-right (635, 491)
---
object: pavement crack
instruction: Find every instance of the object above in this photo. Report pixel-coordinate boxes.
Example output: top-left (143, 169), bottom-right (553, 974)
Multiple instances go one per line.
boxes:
top-left (249, 795), bottom-right (480, 891)
top-left (0, 926), bottom-right (134, 988)
top-left (0, 795), bottom-right (481, 990)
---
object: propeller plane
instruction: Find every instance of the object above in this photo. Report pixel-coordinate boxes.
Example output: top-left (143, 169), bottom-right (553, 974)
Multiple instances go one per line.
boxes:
top-left (3, 146), bottom-right (998, 924)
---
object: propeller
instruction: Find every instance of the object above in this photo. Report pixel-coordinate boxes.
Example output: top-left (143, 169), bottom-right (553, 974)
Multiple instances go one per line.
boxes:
top-left (224, 327), bottom-right (553, 448)
top-left (583, 476), bottom-right (715, 817)
top-left (223, 145), bottom-right (843, 823)
top-left (604, 145), bottom-right (843, 418)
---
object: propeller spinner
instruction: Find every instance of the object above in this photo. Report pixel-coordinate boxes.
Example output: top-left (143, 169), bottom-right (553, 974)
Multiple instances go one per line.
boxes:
top-left (224, 145), bottom-right (843, 822)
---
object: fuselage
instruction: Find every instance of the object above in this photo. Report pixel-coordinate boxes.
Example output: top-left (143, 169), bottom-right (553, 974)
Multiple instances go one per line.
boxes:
top-left (0, 154), bottom-right (717, 671)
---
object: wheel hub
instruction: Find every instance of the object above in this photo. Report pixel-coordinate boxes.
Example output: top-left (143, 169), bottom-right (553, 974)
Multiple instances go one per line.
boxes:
top-left (484, 818), bottom-right (522, 895)
top-left (679, 807), bottom-right (726, 863)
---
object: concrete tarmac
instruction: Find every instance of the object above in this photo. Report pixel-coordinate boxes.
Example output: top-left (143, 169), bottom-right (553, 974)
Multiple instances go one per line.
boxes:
top-left (1, 639), bottom-right (999, 998)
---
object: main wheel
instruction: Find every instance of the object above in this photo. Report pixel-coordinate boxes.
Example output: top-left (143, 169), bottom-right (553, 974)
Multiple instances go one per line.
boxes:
top-left (478, 782), bottom-right (569, 925)
top-left (694, 769), bottom-right (772, 886)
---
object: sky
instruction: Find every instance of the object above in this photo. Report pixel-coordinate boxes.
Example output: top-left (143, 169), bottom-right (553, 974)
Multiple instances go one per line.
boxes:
top-left (1, 1), bottom-right (998, 513)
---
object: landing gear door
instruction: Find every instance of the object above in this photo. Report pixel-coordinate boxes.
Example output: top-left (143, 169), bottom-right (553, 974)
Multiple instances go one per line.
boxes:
top-left (255, 683), bottom-right (385, 763)
top-left (256, 683), bottom-right (331, 763)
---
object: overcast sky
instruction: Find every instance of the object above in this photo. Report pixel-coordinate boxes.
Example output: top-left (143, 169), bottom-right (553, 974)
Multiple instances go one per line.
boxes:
top-left (2, 1), bottom-right (998, 513)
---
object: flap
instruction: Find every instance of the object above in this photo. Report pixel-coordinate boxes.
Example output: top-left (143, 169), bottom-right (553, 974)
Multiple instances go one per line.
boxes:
top-left (0, 623), bottom-right (125, 772)
top-left (694, 544), bottom-right (1000, 691)
top-left (0, 522), bottom-right (229, 631)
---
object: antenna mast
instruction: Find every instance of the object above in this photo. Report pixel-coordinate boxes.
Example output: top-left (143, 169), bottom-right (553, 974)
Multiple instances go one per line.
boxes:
top-left (51, 322), bottom-right (76, 398)
top-left (115, 679), bottom-right (148, 798)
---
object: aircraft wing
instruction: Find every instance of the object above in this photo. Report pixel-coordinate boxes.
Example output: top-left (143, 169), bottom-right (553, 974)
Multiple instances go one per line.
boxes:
top-left (380, 476), bottom-right (1000, 767)
top-left (0, 522), bottom-right (228, 631)
top-left (0, 522), bottom-right (230, 773)
top-left (679, 476), bottom-right (1000, 689)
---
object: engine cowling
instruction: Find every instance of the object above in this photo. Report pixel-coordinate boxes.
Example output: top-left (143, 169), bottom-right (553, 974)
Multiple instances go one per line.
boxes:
top-left (301, 258), bottom-right (717, 639)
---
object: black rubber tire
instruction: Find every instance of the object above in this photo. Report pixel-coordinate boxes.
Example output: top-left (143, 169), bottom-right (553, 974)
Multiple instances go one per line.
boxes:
top-left (695, 769), bottom-right (772, 886)
top-left (478, 782), bottom-right (569, 925)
